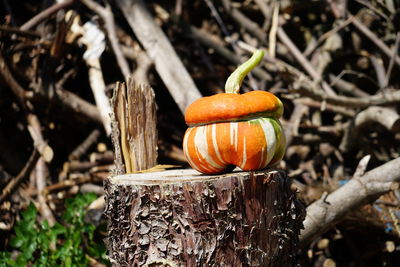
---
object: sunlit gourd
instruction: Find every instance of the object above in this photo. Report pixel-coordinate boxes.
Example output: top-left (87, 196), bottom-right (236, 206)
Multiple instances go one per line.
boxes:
top-left (183, 50), bottom-right (286, 174)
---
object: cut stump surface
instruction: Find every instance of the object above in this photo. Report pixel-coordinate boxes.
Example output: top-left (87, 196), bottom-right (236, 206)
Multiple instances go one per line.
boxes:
top-left (104, 169), bottom-right (305, 266)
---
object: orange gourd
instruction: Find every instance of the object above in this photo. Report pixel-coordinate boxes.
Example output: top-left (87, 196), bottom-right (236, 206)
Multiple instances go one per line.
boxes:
top-left (183, 50), bottom-right (286, 174)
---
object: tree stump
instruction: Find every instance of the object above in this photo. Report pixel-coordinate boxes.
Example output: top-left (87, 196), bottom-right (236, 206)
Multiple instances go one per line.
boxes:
top-left (104, 169), bottom-right (305, 266)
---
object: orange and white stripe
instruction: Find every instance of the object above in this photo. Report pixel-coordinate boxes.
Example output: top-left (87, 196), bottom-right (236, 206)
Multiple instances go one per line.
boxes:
top-left (183, 117), bottom-right (285, 174)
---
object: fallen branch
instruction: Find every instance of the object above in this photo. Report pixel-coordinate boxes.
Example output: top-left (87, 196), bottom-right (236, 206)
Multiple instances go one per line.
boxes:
top-left (300, 157), bottom-right (400, 245)
top-left (20, 0), bottom-right (75, 31)
top-left (1, 48), bottom-right (103, 126)
top-left (34, 158), bottom-right (56, 226)
top-left (68, 129), bottom-right (101, 161)
top-left (328, 74), bottom-right (369, 97)
top-left (115, 0), bottom-right (202, 113)
top-left (0, 51), bottom-right (28, 109)
top-left (53, 87), bottom-right (102, 124)
top-left (0, 25), bottom-right (41, 38)
top-left (284, 103), bottom-right (308, 147)
top-left (187, 25), bottom-right (272, 81)
top-left (0, 149), bottom-right (40, 204)
top-left (221, 0), bottom-right (336, 96)
top-left (277, 27), bottom-right (336, 96)
top-left (27, 114), bottom-right (54, 163)
top-left (294, 98), bottom-right (356, 117)
top-left (339, 106), bottom-right (400, 152)
top-left (72, 20), bottom-right (112, 135)
top-left (297, 85), bottom-right (400, 108)
top-left (351, 14), bottom-right (400, 68)
top-left (80, 0), bottom-right (131, 80)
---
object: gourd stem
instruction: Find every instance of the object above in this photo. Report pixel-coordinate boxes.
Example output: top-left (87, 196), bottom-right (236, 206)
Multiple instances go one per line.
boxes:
top-left (224, 50), bottom-right (265, 94)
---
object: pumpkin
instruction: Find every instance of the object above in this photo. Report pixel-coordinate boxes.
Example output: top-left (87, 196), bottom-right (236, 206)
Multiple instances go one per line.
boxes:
top-left (183, 50), bottom-right (286, 174)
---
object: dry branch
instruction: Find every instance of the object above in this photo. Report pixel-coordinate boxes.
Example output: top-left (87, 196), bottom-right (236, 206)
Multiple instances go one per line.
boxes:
top-left (68, 129), bottom-right (101, 161)
top-left (20, 0), bottom-right (75, 31)
top-left (277, 28), bottom-right (336, 96)
top-left (80, 0), bottom-right (131, 80)
top-left (0, 149), bottom-right (40, 204)
top-left (116, 0), bottom-right (202, 113)
top-left (27, 114), bottom-right (54, 163)
top-left (300, 157), bottom-right (400, 245)
top-left (351, 14), bottom-right (400, 68)
top-left (0, 52), bottom-right (28, 109)
top-left (116, 0), bottom-right (201, 113)
top-left (52, 87), bottom-right (103, 124)
top-left (34, 158), bottom-right (56, 226)
top-left (188, 25), bottom-right (272, 82)
top-left (339, 106), bottom-right (400, 152)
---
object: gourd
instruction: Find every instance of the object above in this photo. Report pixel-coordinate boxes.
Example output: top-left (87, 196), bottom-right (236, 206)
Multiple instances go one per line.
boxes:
top-left (183, 50), bottom-right (286, 174)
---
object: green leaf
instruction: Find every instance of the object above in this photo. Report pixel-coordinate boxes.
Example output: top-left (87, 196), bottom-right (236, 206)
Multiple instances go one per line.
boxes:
top-left (8, 236), bottom-right (25, 248)
top-left (0, 193), bottom-right (109, 266)
top-left (22, 203), bottom-right (37, 221)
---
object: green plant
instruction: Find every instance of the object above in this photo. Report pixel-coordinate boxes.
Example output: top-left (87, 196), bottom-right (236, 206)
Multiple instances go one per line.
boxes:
top-left (0, 193), bottom-right (109, 267)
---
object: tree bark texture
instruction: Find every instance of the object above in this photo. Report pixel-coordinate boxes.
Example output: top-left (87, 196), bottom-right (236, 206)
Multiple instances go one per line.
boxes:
top-left (111, 79), bottom-right (157, 174)
top-left (104, 169), bottom-right (305, 266)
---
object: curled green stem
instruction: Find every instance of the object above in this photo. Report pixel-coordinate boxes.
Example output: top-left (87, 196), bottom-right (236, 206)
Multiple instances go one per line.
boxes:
top-left (224, 50), bottom-right (265, 94)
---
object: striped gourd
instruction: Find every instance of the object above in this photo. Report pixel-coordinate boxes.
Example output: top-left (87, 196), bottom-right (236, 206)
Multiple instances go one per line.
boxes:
top-left (183, 50), bottom-right (286, 174)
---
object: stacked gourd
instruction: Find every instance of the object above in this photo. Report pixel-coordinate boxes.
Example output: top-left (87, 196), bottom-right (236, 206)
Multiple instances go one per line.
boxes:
top-left (183, 50), bottom-right (286, 174)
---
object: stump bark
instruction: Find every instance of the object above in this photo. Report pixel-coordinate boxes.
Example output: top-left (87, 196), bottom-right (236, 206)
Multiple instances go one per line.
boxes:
top-left (104, 169), bottom-right (305, 266)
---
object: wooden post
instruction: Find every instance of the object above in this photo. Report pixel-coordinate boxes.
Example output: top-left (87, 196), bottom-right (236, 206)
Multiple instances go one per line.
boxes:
top-left (104, 169), bottom-right (305, 266)
top-left (107, 79), bottom-right (305, 266)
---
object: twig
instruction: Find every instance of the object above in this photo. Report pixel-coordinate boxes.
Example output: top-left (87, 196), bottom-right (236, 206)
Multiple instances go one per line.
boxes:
top-left (80, 0), bottom-right (131, 80)
top-left (328, 0), bottom-right (348, 18)
top-left (0, 51), bottom-right (28, 109)
top-left (383, 32), bottom-right (400, 88)
top-left (80, 184), bottom-right (104, 195)
top-left (43, 174), bottom-right (95, 195)
top-left (1, 49), bottom-right (103, 126)
top-left (340, 106), bottom-right (400, 151)
top-left (294, 98), bottom-right (356, 117)
top-left (0, 25), bottom-right (41, 38)
top-left (328, 74), bottom-right (369, 97)
top-left (203, 0), bottom-right (232, 41)
top-left (68, 129), bottom-right (101, 161)
top-left (354, 0), bottom-right (389, 20)
top-left (52, 87), bottom-right (103, 125)
top-left (268, 2), bottom-right (279, 58)
top-left (260, 51), bottom-right (400, 107)
top-left (27, 114), bottom-right (54, 163)
top-left (300, 156), bottom-right (400, 245)
top-left (221, 0), bottom-right (267, 41)
top-left (353, 154), bottom-right (371, 178)
top-left (20, 0), bottom-right (75, 31)
top-left (34, 158), bottom-right (56, 226)
top-left (85, 56), bottom-right (112, 135)
top-left (351, 14), bottom-right (400, 68)
top-left (132, 50), bottom-right (153, 84)
top-left (116, 0), bottom-right (202, 113)
top-left (297, 83), bottom-right (400, 108)
top-left (354, 106), bottom-right (400, 131)
top-left (370, 55), bottom-right (387, 89)
top-left (304, 16), bottom-right (354, 57)
top-left (277, 27), bottom-right (337, 96)
top-left (0, 149), bottom-right (40, 204)
top-left (253, 0), bottom-right (272, 31)
top-left (188, 26), bottom-right (272, 81)
top-left (2, 51), bottom-right (52, 163)
top-left (284, 103), bottom-right (308, 147)
top-left (220, 0), bottom-right (337, 96)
